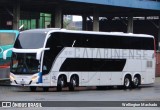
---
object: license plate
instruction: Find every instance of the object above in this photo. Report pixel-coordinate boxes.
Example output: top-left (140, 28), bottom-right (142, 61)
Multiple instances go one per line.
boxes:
top-left (20, 80), bottom-right (25, 85)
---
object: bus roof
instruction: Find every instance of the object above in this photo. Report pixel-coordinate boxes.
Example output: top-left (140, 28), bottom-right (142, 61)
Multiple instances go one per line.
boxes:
top-left (21, 28), bottom-right (154, 38)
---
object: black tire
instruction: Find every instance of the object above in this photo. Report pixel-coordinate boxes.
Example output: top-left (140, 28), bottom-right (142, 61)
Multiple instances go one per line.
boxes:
top-left (57, 77), bottom-right (64, 91)
top-left (69, 76), bottom-right (78, 91)
top-left (132, 76), bottom-right (140, 88)
top-left (30, 87), bottom-right (36, 92)
top-left (43, 87), bottom-right (49, 92)
top-left (123, 76), bottom-right (131, 89)
top-left (117, 86), bottom-right (123, 89)
top-left (107, 86), bottom-right (114, 90)
top-left (96, 86), bottom-right (107, 90)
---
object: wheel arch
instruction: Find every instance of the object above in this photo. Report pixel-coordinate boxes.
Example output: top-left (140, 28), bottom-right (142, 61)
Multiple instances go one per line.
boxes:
top-left (70, 73), bottom-right (79, 86)
top-left (123, 73), bottom-right (132, 84)
top-left (57, 74), bottom-right (67, 86)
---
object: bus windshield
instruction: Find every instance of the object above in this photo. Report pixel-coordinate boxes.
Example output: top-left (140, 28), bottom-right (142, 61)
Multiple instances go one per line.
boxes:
top-left (14, 32), bottom-right (46, 49)
top-left (11, 52), bottom-right (40, 74)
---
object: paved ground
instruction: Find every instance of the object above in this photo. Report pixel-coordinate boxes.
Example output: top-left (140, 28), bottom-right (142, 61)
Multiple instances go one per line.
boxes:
top-left (0, 77), bottom-right (160, 110)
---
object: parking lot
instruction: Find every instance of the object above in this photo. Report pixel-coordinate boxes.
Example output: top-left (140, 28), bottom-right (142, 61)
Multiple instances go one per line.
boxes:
top-left (0, 77), bottom-right (160, 110)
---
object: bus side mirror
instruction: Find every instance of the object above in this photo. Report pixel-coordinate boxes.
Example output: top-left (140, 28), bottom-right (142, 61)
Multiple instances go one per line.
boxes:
top-left (3, 48), bottom-right (13, 60)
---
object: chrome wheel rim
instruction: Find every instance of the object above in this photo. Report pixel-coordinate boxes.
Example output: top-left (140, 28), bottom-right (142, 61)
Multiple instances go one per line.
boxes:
top-left (133, 77), bottom-right (139, 86)
top-left (124, 78), bottom-right (130, 87)
top-left (72, 79), bottom-right (76, 86)
top-left (61, 80), bottom-right (64, 87)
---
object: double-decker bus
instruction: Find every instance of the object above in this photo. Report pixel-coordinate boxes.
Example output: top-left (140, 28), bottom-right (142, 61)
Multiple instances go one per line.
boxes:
top-left (0, 30), bottom-right (19, 80)
top-left (3, 29), bottom-right (155, 91)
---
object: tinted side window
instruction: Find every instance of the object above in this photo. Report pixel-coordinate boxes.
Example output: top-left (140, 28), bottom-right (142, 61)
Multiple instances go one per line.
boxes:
top-left (143, 38), bottom-right (154, 50)
top-left (43, 33), bottom-right (62, 74)
top-left (58, 33), bottom-right (88, 47)
top-left (57, 33), bottom-right (154, 50)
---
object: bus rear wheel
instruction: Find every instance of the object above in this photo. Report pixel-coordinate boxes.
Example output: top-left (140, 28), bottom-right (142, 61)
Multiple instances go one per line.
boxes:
top-left (69, 76), bottom-right (78, 91)
top-left (57, 76), bottom-right (64, 91)
top-left (123, 76), bottom-right (131, 89)
top-left (132, 76), bottom-right (140, 88)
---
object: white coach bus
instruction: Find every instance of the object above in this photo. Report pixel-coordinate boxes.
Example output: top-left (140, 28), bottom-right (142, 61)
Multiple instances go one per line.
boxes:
top-left (3, 29), bottom-right (156, 91)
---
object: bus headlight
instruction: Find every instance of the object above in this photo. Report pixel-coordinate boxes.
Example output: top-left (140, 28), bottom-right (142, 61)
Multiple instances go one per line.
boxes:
top-left (31, 76), bottom-right (39, 81)
top-left (10, 74), bottom-right (15, 80)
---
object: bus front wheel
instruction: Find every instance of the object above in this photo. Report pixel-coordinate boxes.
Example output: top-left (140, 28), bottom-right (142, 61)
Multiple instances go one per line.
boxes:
top-left (57, 77), bottom-right (64, 91)
top-left (43, 87), bottom-right (49, 92)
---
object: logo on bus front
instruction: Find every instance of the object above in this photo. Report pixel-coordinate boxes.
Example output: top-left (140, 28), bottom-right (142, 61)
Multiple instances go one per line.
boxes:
top-left (0, 47), bottom-right (3, 54)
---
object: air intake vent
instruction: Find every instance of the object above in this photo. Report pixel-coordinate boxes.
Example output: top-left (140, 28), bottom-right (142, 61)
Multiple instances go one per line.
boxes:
top-left (147, 61), bottom-right (152, 68)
